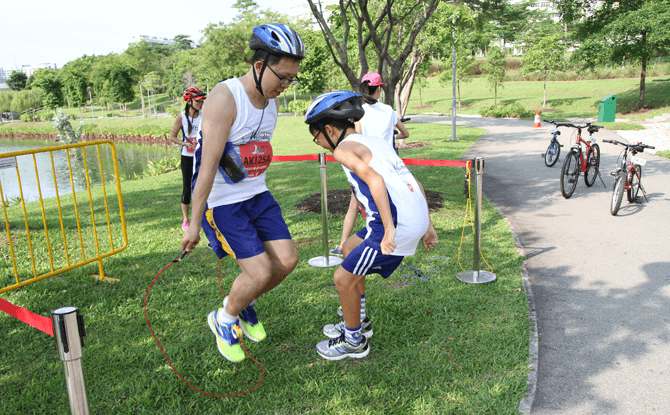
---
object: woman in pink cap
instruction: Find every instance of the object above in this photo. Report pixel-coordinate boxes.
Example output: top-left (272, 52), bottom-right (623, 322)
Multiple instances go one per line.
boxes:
top-left (356, 72), bottom-right (409, 150)
top-left (328, 73), bottom-right (410, 328)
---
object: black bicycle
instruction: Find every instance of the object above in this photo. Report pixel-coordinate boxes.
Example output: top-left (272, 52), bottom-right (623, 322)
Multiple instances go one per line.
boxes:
top-left (602, 139), bottom-right (655, 215)
top-left (542, 120), bottom-right (564, 167)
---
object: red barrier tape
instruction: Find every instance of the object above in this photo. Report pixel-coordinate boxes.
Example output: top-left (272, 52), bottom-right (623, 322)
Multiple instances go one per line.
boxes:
top-left (272, 154), bottom-right (469, 168)
top-left (0, 298), bottom-right (54, 336)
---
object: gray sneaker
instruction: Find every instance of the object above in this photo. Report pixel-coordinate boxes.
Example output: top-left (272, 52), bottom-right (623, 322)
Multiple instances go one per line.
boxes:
top-left (316, 333), bottom-right (369, 360)
top-left (323, 316), bottom-right (373, 339)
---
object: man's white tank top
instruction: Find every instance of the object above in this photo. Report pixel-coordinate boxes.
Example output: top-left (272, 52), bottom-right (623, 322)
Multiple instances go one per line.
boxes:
top-left (197, 78), bottom-right (277, 207)
top-left (340, 133), bottom-right (429, 256)
top-left (180, 111), bottom-right (201, 157)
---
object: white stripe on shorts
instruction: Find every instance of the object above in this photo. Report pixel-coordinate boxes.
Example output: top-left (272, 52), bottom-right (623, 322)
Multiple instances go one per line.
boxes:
top-left (353, 246), bottom-right (378, 275)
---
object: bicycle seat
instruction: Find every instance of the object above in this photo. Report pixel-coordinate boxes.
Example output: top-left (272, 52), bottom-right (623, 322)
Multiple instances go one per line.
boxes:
top-left (550, 129), bottom-right (560, 135)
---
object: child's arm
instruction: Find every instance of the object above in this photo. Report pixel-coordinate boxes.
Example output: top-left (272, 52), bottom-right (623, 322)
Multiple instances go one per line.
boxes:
top-left (334, 142), bottom-right (396, 255)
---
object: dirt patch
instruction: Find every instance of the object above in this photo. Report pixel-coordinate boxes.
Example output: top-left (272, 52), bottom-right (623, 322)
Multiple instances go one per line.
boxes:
top-left (297, 189), bottom-right (444, 214)
top-left (541, 108), bottom-right (557, 113)
top-left (397, 141), bottom-right (432, 150)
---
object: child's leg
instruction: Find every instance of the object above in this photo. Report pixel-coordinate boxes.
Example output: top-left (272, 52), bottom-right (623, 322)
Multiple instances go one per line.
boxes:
top-left (343, 234), bottom-right (366, 312)
top-left (333, 266), bottom-right (366, 330)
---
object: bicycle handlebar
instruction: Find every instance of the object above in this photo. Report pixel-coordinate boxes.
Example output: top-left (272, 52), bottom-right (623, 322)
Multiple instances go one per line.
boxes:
top-left (543, 119), bottom-right (603, 131)
top-left (400, 117), bottom-right (411, 123)
top-left (603, 139), bottom-right (655, 150)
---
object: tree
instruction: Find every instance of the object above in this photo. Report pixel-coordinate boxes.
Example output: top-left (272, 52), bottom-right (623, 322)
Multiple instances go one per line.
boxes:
top-left (307, 0), bottom-right (442, 116)
top-left (560, 0), bottom-right (670, 110)
top-left (7, 72), bottom-right (28, 91)
top-left (484, 48), bottom-right (505, 105)
top-left (172, 34), bottom-right (194, 51)
top-left (196, 1), bottom-right (287, 86)
top-left (295, 28), bottom-right (330, 98)
top-left (92, 58), bottom-right (137, 115)
top-left (61, 67), bottom-right (88, 113)
top-left (523, 34), bottom-right (566, 109)
top-left (31, 69), bottom-right (64, 110)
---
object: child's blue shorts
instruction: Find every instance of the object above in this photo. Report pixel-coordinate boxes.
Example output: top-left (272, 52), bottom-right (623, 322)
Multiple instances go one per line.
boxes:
top-left (341, 235), bottom-right (404, 278)
top-left (202, 191), bottom-right (292, 260)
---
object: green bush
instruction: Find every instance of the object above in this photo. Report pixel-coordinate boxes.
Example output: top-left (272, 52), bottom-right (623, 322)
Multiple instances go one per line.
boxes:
top-left (20, 113), bottom-right (33, 122)
top-left (166, 105), bottom-right (182, 117)
top-left (288, 99), bottom-right (310, 115)
top-left (479, 102), bottom-right (534, 119)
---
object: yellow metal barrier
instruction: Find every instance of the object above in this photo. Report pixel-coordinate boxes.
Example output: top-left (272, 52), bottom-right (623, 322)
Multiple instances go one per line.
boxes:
top-left (0, 140), bottom-right (127, 294)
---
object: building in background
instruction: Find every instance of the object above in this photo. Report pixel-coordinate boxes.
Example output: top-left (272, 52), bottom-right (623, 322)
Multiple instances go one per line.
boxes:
top-left (288, 0), bottom-right (339, 29)
top-left (129, 35), bottom-right (175, 48)
top-left (1, 63), bottom-right (58, 81)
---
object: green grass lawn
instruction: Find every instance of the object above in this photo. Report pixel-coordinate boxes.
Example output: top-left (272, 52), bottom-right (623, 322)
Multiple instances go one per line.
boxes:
top-left (0, 119), bottom-right (529, 414)
top-left (407, 75), bottom-right (670, 121)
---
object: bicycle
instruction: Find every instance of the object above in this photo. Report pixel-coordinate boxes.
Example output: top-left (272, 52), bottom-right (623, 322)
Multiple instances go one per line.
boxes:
top-left (559, 122), bottom-right (604, 199)
top-left (541, 119), bottom-right (565, 167)
top-left (602, 139), bottom-right (655, 216)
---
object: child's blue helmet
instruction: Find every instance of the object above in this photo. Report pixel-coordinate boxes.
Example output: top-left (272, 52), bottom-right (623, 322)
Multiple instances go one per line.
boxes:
top-left (305, 91), bottom-right (365, 125)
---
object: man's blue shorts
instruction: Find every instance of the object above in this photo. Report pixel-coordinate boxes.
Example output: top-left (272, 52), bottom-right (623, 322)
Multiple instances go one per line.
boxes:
top-left (202, 191), bottom-right (292, 260)
top-left (341, 230), bottom-right (404, 278)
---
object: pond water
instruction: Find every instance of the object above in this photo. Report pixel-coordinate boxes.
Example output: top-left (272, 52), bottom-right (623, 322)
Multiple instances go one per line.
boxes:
top-left (0, 138), bottom-right (175, 204)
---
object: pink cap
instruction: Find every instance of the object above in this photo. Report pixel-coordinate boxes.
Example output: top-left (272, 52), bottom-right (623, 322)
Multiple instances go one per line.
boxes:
top-left (361, 72), bottom-right (386, 86)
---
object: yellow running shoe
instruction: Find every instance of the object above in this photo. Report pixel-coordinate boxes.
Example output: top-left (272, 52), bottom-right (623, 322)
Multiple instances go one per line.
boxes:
top-left (207, 309), bottom-right (245, 363)
top-left (238, 303), bottom-right (266, 342)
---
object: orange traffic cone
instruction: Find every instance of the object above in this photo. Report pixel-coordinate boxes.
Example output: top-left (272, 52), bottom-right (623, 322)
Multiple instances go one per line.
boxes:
top-left (533, 109), bottom-right (542, 128)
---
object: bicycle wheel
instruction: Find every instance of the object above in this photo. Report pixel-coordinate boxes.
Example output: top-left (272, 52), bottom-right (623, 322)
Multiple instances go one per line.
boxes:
top-left (627, 165), bottom-right (642, 202)
top-left (544, 139), bottom-right (560, 167)
top-left (584, 143), bottom-right (600, 187)
top-left (610, 172), bottom-right (625, 216)
top-left (560, 150), bottom-right (579, 199)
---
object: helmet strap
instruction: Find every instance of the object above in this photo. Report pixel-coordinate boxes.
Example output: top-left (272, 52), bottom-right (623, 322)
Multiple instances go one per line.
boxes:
top-left (252, 57), bottom-right (269, 97)
top-left (321, 124), bottom-right (348, 150)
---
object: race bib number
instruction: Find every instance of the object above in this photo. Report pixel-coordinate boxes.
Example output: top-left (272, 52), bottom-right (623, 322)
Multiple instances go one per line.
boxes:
top-left (239, 141), bottom-right (273, 177)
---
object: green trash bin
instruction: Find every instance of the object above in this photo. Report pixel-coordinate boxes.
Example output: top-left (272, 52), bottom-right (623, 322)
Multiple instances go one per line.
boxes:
top-left (598, 94), bottom-right (617, 122)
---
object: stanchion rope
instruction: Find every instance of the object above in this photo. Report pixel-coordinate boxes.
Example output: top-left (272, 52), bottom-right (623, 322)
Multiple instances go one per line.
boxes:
top-left (143, 251), bottom-right (265, 397)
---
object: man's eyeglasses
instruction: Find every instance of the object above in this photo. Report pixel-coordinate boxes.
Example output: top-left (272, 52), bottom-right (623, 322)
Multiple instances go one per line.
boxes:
top-left (312, 130), bottom-right (320, 145)
top-left (267, 65), bottom-right (300, 87)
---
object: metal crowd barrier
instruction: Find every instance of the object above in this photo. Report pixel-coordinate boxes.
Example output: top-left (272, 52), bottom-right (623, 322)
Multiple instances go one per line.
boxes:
top-left (0, 140), bottom-right (128, 294)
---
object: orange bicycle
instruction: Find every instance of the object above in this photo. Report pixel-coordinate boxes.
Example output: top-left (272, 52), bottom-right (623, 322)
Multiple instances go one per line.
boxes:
top-left (559, 122), bottom-right (604, 199)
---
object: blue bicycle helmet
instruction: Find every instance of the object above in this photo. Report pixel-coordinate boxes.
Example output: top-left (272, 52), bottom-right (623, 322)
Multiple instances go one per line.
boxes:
top-left (305, 91), bottom-right (365, 149)
top-left (249, 23), bottom-right (305, 60)
top-left (305, 91), bottom-right (365, 124)
top-left (249, 23), bottom-right (304, 97)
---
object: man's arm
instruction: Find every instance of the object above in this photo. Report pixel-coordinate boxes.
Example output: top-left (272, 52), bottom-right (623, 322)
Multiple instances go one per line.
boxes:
top-left (334, 141), bottom-right (396, 255)
top-left (181, 84), bottom-right (237, 252)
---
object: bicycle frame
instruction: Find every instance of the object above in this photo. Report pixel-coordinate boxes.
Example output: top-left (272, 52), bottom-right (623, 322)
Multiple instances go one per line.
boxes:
top-left (572, 129), bottom-right (596, 173)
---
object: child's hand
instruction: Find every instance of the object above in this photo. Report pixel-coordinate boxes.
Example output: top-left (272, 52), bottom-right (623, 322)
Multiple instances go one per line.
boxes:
top-left (381, 227), bottom-right (397, 255)
top-left (421, 224), bottom-right (438, 251)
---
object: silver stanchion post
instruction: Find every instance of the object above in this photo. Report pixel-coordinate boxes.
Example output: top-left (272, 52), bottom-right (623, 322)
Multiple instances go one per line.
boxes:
top-left (51, 306), bottom-right (89, 415)
top-left (308, 152), bottom-right (343, 268)
top-left (457, 158), bottom-right (496, 284)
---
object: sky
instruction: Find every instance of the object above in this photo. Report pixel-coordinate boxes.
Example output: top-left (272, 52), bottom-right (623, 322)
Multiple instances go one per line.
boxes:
top-left (1, 0), bottom-right (292, 72)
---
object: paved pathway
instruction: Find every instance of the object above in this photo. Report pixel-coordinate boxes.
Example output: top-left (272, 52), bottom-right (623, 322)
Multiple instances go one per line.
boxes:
top-left (411, 115), bottom-right (670, 415)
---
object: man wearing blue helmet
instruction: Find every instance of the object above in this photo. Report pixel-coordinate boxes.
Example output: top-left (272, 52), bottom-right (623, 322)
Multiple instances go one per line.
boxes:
top-left (305, 91), bottom-right (439, 360)
top-left (181, 23), bottom-right (304, 363)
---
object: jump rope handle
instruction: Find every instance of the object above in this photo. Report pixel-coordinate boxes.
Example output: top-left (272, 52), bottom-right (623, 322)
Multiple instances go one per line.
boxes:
top-left (178, 250), bottom-right (189, 261)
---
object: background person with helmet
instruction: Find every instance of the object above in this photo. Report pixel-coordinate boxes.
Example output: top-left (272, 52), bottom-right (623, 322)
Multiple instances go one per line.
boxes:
top-left (181, 23), bottom-right (304, 363)
top-left (168, 87), bottom-right (206, 231)
top-left (305, 91), bottom-right (438, 360)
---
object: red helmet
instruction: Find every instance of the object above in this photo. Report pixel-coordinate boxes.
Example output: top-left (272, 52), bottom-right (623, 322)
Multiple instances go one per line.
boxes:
top-left (183, 87), bottom-right (206, 101)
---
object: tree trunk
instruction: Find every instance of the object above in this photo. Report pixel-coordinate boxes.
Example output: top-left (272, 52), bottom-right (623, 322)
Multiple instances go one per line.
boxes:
top-left (494, 84), bottom-right (497, 106)
top-left (543, 74), bottom-right (547, 109)
top-left (395, 48), bottom-right (423, 118)
top-left (637, 32), bottom-right (647, 110)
